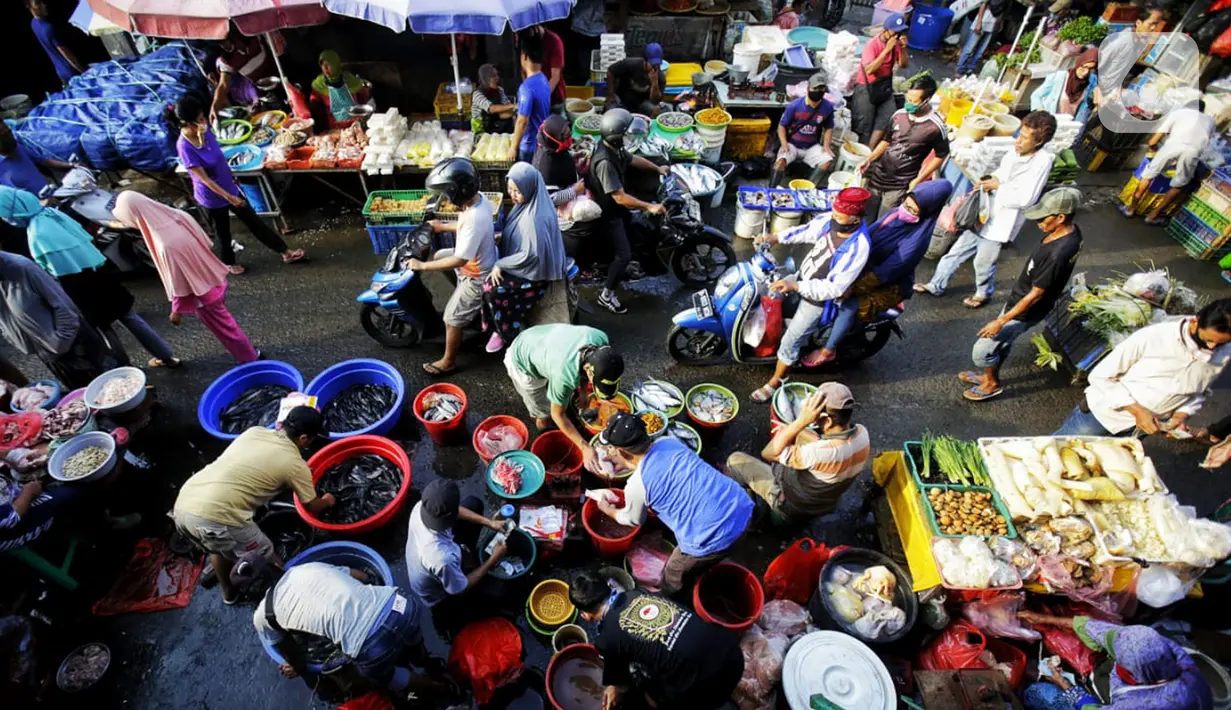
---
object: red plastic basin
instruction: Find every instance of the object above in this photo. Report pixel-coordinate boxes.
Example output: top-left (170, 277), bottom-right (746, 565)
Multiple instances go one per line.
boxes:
top-left (413, 382), bottom-right (468, 445)
top-left (472, 415), bottom-right (529, 464)
top-left (694, 561), bottom-right (764, 632)
top-left (546, 643), bottom-right (604, 710)
top-left (531, 430), bottom-right (583, 476)
top-left (582, 490), bottom-right (641, 558)
top-left (294, 435), bottom-right (412, 534)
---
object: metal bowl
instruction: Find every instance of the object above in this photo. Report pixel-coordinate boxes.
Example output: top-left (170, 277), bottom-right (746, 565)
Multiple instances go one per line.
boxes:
top-left (256, 76), bottom-right (281, 92)
top-left (56, 642), bottom-right (111, 693)
top-left (728, 67), bottom-right (750, 84)
top-left (348, 104), bottom-right (374, 120)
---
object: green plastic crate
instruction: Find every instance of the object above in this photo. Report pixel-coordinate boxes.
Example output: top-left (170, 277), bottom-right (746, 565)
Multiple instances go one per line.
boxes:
top-left (362, 190), bottom-right (430, 225)
top-left (1168, 216), bottom-right (1231, 261)
top-left (919, 483), bottom-right (1018, 540)
top-left (1184, 195), bottom-right (1231, 236)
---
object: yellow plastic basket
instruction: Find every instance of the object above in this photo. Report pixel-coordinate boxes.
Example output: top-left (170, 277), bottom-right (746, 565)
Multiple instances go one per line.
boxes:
top-left (529, 579), bottom-right (575, 626)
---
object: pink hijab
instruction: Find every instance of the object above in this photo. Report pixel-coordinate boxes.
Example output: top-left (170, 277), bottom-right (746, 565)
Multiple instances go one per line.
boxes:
top-left (113, 191), bottom-right (228, 301)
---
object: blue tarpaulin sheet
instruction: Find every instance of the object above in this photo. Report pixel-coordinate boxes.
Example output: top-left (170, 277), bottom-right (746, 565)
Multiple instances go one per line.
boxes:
top-left (14, 44), bottom-right (208, 173)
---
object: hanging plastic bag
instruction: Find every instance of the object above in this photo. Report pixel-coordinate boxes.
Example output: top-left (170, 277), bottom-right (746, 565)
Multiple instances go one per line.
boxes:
top-left (743, 300), bottom-right (769, 348)
top-left (953, 188), bottom-right (984, 233)
top-left (917, 620), bottom-right (988, 672)
top-left (961, 593), bottom-right (1041, 641)
top-left (448, 618), bottom-right (523, 704)
top-left (752, 296), bottom-right (785, 358)
top-left (1136, 565), bottom-right (1189, 608)
top-left (1214, 23), bottom-right (1231, 58)
top-left (763, 538), bottom-right (836, 604)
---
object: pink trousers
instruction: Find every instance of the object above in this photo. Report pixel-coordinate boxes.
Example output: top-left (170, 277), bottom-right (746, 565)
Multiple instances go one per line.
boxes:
top-left (171, 284), bottom-right (258, 363)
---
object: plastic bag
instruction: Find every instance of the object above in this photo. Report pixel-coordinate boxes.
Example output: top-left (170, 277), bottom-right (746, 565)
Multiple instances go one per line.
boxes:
top-left (1213, 22), bottom-right (1231, 58)
top-left (962, 593), bottom-right (1041, 641)
top-left (476, 425), bottom-right (525, 459)
top-left (756, 599), bottom-right (810, 637)
top-left (1136, 565), bottom-right (1188, 608)
top-left (743, 300), bottom-right (768, 348)
top-left (917, 620), bottom-right (988, 672)
top-left (763, 538), bottom-right (833, 604)
top-left (448, 618), bottom-right (523, 704)
top-left (852, 605), bottom-right (906, 640)
top-left (1036, 555), bottom-right (1119, 620)
top-left (1121, 270), bottom-right (1172, 306)
top-left (827, 584), bottom-right (864, 623)
top-left (990, 537), bottom-right (1038, 582)
top-left (338, 692), bottom-right (394, 710)
top-left (1034, 607), bottom-right (1097, 676)
top-left (752, 296), bottom-right (785, 359)
top-left (953, 188), bottom-right (984, 233)
top-left (734, 626), bottom-right (788, 710)
top-left (91, 539), bottom-right (205, 616)
top-left (626, 533), bottom-right (671, 591)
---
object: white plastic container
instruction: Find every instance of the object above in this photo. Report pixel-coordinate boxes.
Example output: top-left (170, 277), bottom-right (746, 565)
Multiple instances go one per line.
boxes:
top-left (732, 43), bottom-right (763, 73)
top-left (85, 367), bottom-right (147, 413)
top-left (770, 210), bottom-right (802, 232)
top-left (48, 431), bottom-right (117, 484)
top-left (828, 170), bottom-right (860, 190)
top-left (836, 142), bottom-right (871, 173)
top-left (735, 202), bottom-right (767, 238)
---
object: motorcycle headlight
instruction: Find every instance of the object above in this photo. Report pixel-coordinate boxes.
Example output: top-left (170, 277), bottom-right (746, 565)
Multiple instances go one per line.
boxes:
top-left (370, 281), bottom-right (387, 293)
top-left (713, 266), bottom-right (741, 299)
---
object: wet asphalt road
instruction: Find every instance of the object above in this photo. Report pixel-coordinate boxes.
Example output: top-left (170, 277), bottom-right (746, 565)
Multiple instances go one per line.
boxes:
top-left (28, 164), bottom-right (1231, 710)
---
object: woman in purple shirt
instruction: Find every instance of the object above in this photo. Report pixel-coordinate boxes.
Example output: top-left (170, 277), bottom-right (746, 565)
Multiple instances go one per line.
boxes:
top-left (170, 97), bottom-right (305, 275)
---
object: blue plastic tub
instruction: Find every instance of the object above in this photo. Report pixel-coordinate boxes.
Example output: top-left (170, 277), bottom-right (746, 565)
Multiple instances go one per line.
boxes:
top-left (908, 4), bottom-right (954, 51)
top-left (239, 182), bottom-right (270, 213)
top-left (10, 379), bottom-right (61, 412)
top-left (260, 541), bottom-right (393, 671)
top-left (305, 359), bottom-right (406, 440)
top-left (197, 361), bottom-right (304, 441)
top-left (787, 26), bottom-right (829, 51)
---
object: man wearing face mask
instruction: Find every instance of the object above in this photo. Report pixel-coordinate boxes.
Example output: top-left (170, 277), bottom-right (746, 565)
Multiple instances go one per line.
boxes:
top-left (860, 75), bottom-right (948, 219)
top-left (750, 187), bottom-right (872, 403)
top-left (594, 413), bottom-right (753, 596)
top-left (771, 72), bottom-right (835, 188)
top-left (917, 111), bottom-right (1056, 308)
top-left (1055, 297), bottom-right (1231, 437)
top-left (959, 188), bottom-right (1082, 402)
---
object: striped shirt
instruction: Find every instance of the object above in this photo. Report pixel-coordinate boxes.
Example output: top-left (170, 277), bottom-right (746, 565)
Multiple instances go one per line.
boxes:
top-left (778, 424), bottom-right (871, 484)
top-left (779, 216), bottom-right (871, 303)
top-left (0, 477), bottom-right (54, 552)
top-left (471, 87), bottom-right (511, 119)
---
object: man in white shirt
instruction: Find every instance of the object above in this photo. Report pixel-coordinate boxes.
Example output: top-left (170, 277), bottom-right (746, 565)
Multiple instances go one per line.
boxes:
top-left (1122, 100), bottom-right (1216, 225)
top-left (1054, 299), bottom-right (1231, 436)
top-left (917, 111), bottom-right (1056, 308)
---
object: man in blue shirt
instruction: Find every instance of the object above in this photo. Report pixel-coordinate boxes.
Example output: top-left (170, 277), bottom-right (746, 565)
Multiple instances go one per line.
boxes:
top-left (28, 0), bottom-right (84, 85)
top-left (0, 122), bottom-right (50, 196)
top-left (772, 72), bottom-right (835, 188)
top-left (595, 413), bottom-right (753, 596)
top-left (507, 34), bottom-right (551, 164)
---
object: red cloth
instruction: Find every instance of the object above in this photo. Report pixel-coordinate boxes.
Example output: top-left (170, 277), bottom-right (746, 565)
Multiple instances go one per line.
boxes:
top-left (91, 539), bottom-right (204, 616)
top-left (541, 29), bottom-right (567, 106)
top-left (856, 36), bottom-right (901, 85)
top-left (834, 187), bottom-right (872, 215)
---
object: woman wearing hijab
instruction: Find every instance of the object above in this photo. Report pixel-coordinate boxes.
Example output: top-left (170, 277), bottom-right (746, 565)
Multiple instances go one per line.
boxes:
top-left (310, 50), bottom-right (372, 128)
top-left (0, 186), bottom-right (179, 369)
top-left (1018, 611), bottom-right (1213, 709)
top-left (113, 191), bottom-right (259, 364)
top-left (801, 179), bottom-right (953, 367)
top-left (482, 162), bottom-right (570, 352)
top-left (471, 64), bottom-right (516, 134)
top-left (1032, 48), bottom-right (1100, 125)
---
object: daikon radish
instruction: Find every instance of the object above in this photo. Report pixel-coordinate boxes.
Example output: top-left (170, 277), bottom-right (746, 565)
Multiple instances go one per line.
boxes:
top-left (985, 445), bottom-right (1033, 520)
top-left (1088, 441), bottom-right (1140, 479)
top-left (1060, 447), bottom-right (1088, 480)
top-left (1040, 440), bottom-right (1065, 481)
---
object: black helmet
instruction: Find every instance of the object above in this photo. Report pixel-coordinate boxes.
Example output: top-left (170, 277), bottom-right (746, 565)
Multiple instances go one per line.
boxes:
top-left (426, 157), bottom-right (479, 207)
top-left (601, 108), bottom-right (632, 144)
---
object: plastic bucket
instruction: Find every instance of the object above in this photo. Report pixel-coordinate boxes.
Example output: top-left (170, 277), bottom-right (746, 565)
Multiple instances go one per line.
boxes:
top-left (472, 415), bottom-right (529, 464)
top-left (551, 624), bottom-right (588, 653)
top-left (735, 202), bottom-right (767, 239)
top-left (238, 183), bottom-right (270, 213)
top-left (770, 211), bottom-right (802, 232)
top-left (306, 359), bottom-right (406, 440)
top-left (696, 121), bottom-right (729, 148)
top-left (837, 142), bottom-right (871, 173)
top-left (684, 383), bottom-right (739, 429)
top-left (990, 113), bottom-right (1021, 137)
top-left (957, 113), bottom-right (994, 142)
top-left (580, 392), bottom-right (632, 435)
top-left (732, 43), bottom-right (762, 73)
top-left (294, 435), bottom-right (412, 534)
top-left (478, 526), bottom-right (537, 578)
top-left (546, 644), bottom-right (604, 710)
top-left (907, 4), bottom-right (954, 51)
top-left (85, 368), bottom-right (144, 413)
top-left (789, 179), bottom-right (815, 190)
top-left (693, 562), bottom-right (765, 632)
top-left (828, 170), bottom-right (858, 190)
top-left (197, 360), bottom-right (304, 441)
top-left (975, 101), bottom-right (1009, 116)
top-left (582, 490), bottom-right (641, 557)
top-left (57, 388), bottom-right (87, 409)
top-left (946, 98), bottom-right (974, 127)
top-left (809, 547), bottom-right (918, 645)
top-left (11, 379), bottom-right (62, 412)
top-left (411, 382), bottom-right (468, 445)
top-left (531, 430), bottom-right (584, 476)
top-left (565, 99), bottom-right (594, 122)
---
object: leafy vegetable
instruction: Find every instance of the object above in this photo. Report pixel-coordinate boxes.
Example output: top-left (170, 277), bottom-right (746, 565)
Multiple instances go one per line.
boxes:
top-left (994, 32), bottom-right (1042, 70)
top-left (1057, 16), bottom-right (1109, 46)
top-left (1032, 333), bottom-right (1063, 371)
top-left (924, 433), bottom-right (991, 487)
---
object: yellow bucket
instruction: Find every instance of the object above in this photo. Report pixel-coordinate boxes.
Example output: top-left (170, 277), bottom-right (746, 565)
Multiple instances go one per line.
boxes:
top-left (946, 99), bottom-right (973, 127)
top-left (938, 91), bottom-right (955, 117)
top-left (975, 101), bottom-right (1009, 116)
top-left (789, 179), bottom-right (815, 190)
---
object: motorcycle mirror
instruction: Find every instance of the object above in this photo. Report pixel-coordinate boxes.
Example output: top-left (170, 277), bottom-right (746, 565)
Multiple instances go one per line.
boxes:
top-left (37, 184), bottom-right (55, 200)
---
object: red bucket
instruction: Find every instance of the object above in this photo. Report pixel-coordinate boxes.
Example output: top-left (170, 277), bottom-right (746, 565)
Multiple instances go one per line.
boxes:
top-left (581, 490), bottom-right (640, 558)
top-left (412, 383), bottom-right (468, 445)
top-left (694, 562), bottom-right (765, 632)
top-left (546, 643), bottom-right (604, 710)
top-left (295, 435), bottom-right (413, 535)
top-left (531, 430), bottom-right (583, 476)
top-left (472, 415), bottom-right (529, 464)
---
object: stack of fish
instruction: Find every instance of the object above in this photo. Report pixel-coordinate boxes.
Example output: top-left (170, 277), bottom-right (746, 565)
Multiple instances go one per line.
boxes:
top-left (420, 392), bottom-right (463, 422)
top-left (688, 388), bottom-right (736, 424)
top-left (315, 454), bottom-right (402, 524)
top-left (219, 384), bottom-right (292, 434)
top-left (630, 379), bottom-right (682, 414)
top-left (773, 384), bottom-right (817, 425)
top-left (322, 384), bottom-right (397, 433)
top-left (669, 163), bottom-right (722, 196)
top-left (665, 421), bottom-right (700, 450)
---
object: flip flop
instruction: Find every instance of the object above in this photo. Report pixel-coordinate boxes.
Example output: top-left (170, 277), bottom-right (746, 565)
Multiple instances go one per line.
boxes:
top-left (1144, 216), bottom-right (1169, 227)
top-left (1118, 203), bottom-right (1137, 218)
top-left (750, 383), bottom-right (779, 404)
top-left (958, 371), bottom-right (981, 385)
top-left (422, 362), bottom-right (456, 377)
top-left (227, 264), bottom-right (247, 275)
top-left (913, 283), bottom-right (941, 296)
top-left (963, 385), bottom-right (1003, 401)
top-left (963, 296), bottom-right (988, 309)
top-left (801, 348), bottom-right (836, 368)
top-left (282, 249), bottom-right (308, 264)
top-left (148, 357), bottom-right (182, 369)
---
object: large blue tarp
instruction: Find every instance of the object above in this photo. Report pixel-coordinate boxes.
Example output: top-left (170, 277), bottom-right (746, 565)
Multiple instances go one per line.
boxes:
top-left (14, 44), bottom-right (208, 173)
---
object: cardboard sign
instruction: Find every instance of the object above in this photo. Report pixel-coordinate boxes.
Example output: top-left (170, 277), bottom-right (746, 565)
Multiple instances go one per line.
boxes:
top-left (625, 16), bottom-right (717, 61)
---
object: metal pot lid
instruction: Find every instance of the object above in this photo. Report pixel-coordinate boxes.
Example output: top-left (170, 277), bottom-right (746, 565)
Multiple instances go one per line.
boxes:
top-left (781, 631), bottom-right (895, 710)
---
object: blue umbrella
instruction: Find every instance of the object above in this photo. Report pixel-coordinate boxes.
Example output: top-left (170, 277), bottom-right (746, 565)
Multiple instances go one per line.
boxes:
top-left (323, 0), bottom-right (577, 34)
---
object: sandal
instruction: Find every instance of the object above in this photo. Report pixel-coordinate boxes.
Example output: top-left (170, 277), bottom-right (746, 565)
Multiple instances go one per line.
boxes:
top-left (422, 362), bottom-right (456, 377)
top-left (801, 348), bottom-right (836, 368)
top-left (750, 383), bottom-right (780, 404)
top-left (913, 282), bottom-right (941, 296)
top-left (963, 296), bottom-right (988, 309)
top-left (963, 385), bottom-right (1003, 402)
top-left (281, 249), bottom-right (308, 265)
top-left (148, 357), bottom-right (182, 369)
top-left (958, 371), bottom-right (982, 386)
top-left (1118, 203), bottom-right (1136, 218)
top-left (1143, 215), bottom-right (1169, 227)
top-left (227, 264), bottom-right (247, 275)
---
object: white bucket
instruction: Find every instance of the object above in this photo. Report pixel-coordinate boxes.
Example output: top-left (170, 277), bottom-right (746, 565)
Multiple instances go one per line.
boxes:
top-left (735, 203), bottom-right (767, 239)
top-left (828, 171), bottom-right (860, 190)
top-left (700, 144), bottom-right (723, 165)
top-left (733, 43), bottom-right (762, 73)
top-left (770, 210), bottom-right (802, 232)
top-left (696, 122), bottom-right (728, 147)
top-left (836, 142), bottom-right (871, 173)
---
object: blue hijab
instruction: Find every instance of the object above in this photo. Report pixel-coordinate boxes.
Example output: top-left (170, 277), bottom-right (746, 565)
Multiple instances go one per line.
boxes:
top-left (497, 162), bottom-right (567, 282)
top-left (0, 186), bottom-right (105, 277)
top-left (866, 179), bottom-right (953, 290)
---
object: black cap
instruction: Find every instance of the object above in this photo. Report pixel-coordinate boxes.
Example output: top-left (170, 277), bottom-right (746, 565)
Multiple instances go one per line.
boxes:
top-left (230, 550), bottom-right (269, 589)
top-left (599, 412), bottom-right (649, 449)
top-left (283, 406), bottom-right (323, 439)
top-left (420, 479), bottom-right (460, 532)
top-left (585, 346), bottom-right (624, 399)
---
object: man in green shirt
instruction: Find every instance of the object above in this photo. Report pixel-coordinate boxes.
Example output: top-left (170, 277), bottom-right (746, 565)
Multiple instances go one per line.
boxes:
top-left (506, 324), bottom-right (624, 473)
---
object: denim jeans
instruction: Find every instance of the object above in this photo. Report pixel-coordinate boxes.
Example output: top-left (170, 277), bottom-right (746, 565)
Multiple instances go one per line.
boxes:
top-left (354, 592), bottom-right (424, 691)
top-left (1053, 406), bottom-right (1114, 436)
top-left (957, 17), bottom-right (994, 74)
top-left (971, 312), bottom-right (1039, 369)
top-left (778, 298), bottom-right (829, 364)
top-left (926, 229), bottom-right (1002, 299)
top-left (824, 297), bottom-right (860, 351)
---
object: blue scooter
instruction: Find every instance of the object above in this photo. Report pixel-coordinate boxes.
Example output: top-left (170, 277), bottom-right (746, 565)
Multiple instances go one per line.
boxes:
top-left (666, 243), bottom-right (903, 366)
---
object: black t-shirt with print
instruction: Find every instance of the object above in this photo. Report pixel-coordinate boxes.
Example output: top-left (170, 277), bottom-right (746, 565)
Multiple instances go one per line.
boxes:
top-left (869, 110), bottom-right (950, 192)
top-left (595, 592), bottom-right (742, 703)
top-left (1008, 225), bottom-right (1083, 323)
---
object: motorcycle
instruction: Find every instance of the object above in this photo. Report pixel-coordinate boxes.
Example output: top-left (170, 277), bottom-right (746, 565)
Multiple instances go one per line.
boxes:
top-left (358, 222), bottom-right (581, 348)
top-left (565, 171), bottom-right (736, 289)
top-left (40, 157), bottom-right (155, 274)
top-left (666, 244), bottom-right (902, 366)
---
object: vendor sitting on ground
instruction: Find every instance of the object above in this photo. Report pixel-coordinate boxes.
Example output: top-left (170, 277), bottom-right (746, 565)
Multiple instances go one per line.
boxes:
top-left (725, 383), bottom-right (870, 524)
top-left (750, 187), bottom-right (872, 403)
top-left (594, 413), bottom-right (753, 596)
top-left (606, 43), bottom-right (666, 117)
top-left (309, 49), bottom-right (372, 128)
top-left (471, 64), bottom-right (516, 134)
top-left (172, 407), bottom-right (334, 605)
top-left (570, 569), bottom-right (744, 710)
top-left (249, 555), bottom-right (435, 700)
top-left (505, 323), bottom-right (623, 474)
top-left (771, 71), bottom-right (835, 188)
top-left (1017, 611), bottom-right (1213, 710)
top-left (1121, 100), bottom-right (1215, 226)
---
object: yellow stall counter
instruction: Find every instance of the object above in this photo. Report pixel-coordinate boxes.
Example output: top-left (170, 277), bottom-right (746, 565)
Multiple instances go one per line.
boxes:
top-left (874, 451), bottom-right (941, 592)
